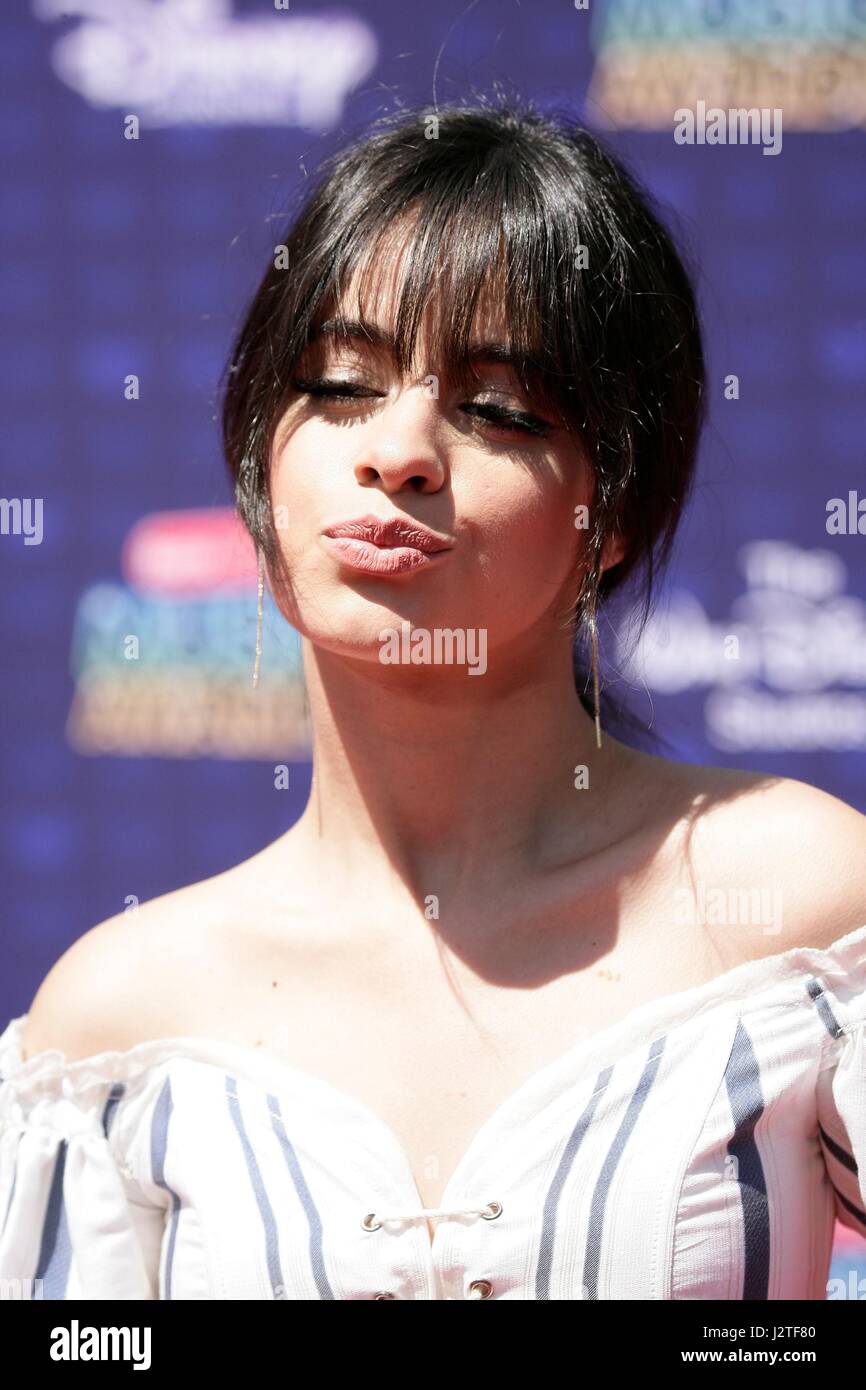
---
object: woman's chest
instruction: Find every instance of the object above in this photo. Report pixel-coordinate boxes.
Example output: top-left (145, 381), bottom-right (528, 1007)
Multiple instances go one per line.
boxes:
top-left (126, 1008), bottom-right (834, 1300)
top-left (178, 915), bottom-right (757, 1212)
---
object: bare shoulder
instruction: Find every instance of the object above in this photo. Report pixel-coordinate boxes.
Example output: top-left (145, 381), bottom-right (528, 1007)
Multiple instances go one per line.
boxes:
top-left (648, 752), bottom-right (866, 960)
top-left (21, 859), bottom-right (260, 1065)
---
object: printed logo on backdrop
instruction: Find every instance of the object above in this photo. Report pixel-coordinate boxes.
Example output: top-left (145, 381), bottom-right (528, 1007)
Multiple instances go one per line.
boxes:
top-left (65, 508), bottom-right (309, 760)
top-left (587, 0), bottom-right (866, 131)
top-left (32, 0), bottom-right (378, 128)
top-left (620, 541), bottom-right (866, 752)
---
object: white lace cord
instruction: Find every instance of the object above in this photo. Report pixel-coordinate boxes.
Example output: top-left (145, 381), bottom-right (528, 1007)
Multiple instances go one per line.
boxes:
top-left (362, 1200), bottom-right (501, 1229)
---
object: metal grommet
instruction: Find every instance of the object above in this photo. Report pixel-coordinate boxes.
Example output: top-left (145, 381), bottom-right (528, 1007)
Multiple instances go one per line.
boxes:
top-left (481, 1201), bottom-right (503, 1220)
top-left (361, 1212), bottom-right (382, 1231)
top-left (373, 1290), bottom-right (397, 1299)
top-left (467, 1278), bottom-right (494, 1299)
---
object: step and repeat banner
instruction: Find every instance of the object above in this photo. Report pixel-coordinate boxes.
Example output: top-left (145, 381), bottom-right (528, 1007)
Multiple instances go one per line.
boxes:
top-left (1, 0), bottom-right (864, 1288)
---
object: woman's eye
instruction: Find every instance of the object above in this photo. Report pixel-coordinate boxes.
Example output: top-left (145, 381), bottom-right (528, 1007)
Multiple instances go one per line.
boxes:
top-left (462, 400), bottom-right (552, 439)
top-left (291, 376), bottom-right (552, 439)
top-left (292, 376), bottom-right (382, 402)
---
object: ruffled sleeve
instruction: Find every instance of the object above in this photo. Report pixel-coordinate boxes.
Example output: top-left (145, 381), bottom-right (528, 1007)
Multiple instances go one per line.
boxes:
top-left (815, 936), bottom-right (866, 1237)
top-left (0, 1016), bottom-right (167, 1299)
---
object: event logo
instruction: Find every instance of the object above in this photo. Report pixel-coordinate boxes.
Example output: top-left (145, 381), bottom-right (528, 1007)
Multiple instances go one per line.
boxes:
top-left (588, 0), bottom-right (866, 131)
top-left (32, 0), bottom-right (378, 129)
top-left (621, 540), bottom-right (866, 751)
top-left (66, 507), bottom-right (310, 760)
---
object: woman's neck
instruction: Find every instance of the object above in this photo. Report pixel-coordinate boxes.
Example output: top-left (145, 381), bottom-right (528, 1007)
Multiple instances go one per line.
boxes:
top-left (288, 635), bottom-right (636, 914)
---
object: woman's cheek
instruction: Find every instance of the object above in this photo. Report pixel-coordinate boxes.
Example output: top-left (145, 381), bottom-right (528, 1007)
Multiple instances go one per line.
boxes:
top-left (478, 488), bottom-right (577, 575)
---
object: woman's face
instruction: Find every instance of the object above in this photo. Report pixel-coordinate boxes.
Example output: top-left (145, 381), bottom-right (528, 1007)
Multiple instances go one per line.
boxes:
top-left (268, 244), bottom-right (619, 676)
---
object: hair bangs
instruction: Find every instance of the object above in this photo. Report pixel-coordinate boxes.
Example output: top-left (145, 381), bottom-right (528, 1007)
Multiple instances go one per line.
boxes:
top-left (302, 176), bottom-right (567, 418)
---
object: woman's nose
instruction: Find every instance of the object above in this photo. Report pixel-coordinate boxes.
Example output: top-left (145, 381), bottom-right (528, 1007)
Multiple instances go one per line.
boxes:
top-left (352, 386), bottom-right (446, 494)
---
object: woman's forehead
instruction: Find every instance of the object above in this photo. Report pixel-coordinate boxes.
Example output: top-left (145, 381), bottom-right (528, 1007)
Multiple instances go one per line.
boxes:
top-left (318, 268), bottom-right (516, 362)
top-left (335, 209), bottom-right (510, 318)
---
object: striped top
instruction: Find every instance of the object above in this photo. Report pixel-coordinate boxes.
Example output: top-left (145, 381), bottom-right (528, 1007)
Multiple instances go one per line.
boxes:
top-left (1, 923), bottom-right (866, 1301)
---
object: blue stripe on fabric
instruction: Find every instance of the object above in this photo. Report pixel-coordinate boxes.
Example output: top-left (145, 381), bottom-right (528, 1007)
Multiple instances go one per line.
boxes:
top-left (582, 1036), bottom-right (666, 1302)
top-left (819, 1122), bottom-right (866, 1227)
top-left (535, 1065), bottom-right (613, 1300)
top-left (805, 978), bottom-right (844, 1039)
top-left (819, 1122), bottom-right (858, 1175)
top-left (724, 1018), bottom-right (770, 1301)
top-left (225, 1075), bottom-right (285, 1299)
top-left (150, 1075), bottom-right (182, 1301)
top-left (19, 1081), bottom-right (127, 1298)
top-left (809, 980), bottom-right (866, 1230)
top-left (32, 1140), bottom-right (72, 1299)
top-left (267, 1092), bottom-right (336, 1300)
top-left (101, 1081), bottom-right (125, 1137)
top-left (834, 1188), bottom-right (866, 1230)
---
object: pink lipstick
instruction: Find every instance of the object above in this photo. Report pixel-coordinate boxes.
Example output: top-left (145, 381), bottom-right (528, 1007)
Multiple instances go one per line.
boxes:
top-left (322, 514), bottom-right (452, 576)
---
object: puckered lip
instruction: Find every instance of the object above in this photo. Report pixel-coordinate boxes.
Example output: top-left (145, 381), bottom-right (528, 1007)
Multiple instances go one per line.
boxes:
top-left (322, 514), bottom-right (453, 553)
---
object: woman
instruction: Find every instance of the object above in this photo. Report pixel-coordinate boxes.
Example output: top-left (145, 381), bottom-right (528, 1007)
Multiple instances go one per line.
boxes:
top-left (1, 100), bottom-right (865, 1301)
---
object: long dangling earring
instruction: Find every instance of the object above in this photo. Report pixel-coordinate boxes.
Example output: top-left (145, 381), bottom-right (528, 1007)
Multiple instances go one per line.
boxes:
top-left (584, 578), bottom-right (603, 750)
top-left (252, 544), bottom-right (265, 689)
top-left (590, 617), bottom-right (602, 750)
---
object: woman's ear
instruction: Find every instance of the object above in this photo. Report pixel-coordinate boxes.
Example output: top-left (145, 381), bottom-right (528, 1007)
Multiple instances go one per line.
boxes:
top-left (600, 527), bottom-right (627, 574)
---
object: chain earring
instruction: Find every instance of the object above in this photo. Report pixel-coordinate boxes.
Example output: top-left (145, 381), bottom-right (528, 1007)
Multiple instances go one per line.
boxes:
top-left (252, 544), bottom-right (265, 689)
top-left (590, 619), bottom-right (602, 749)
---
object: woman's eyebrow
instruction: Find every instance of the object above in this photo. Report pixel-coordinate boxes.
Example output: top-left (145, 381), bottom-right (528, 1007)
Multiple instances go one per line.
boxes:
top-left (312, 317), bottom-right (392, 351)
top-left (310, 317), bottom-right (526, 369)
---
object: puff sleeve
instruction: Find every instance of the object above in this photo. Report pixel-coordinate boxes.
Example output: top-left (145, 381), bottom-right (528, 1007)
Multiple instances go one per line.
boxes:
top-left (816, 983), bottom-right (866, 1238)
top-left (0, 1016), bottom-right (166, 1299)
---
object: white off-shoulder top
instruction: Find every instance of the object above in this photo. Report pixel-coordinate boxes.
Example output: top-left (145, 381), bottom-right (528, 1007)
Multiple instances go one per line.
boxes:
top-left (2, 924), bottom-right (866, 1301)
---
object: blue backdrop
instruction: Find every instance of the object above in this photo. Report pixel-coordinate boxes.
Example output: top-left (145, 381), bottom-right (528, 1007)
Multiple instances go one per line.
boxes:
top-left (1, 0), bottom-right (865, 1279)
